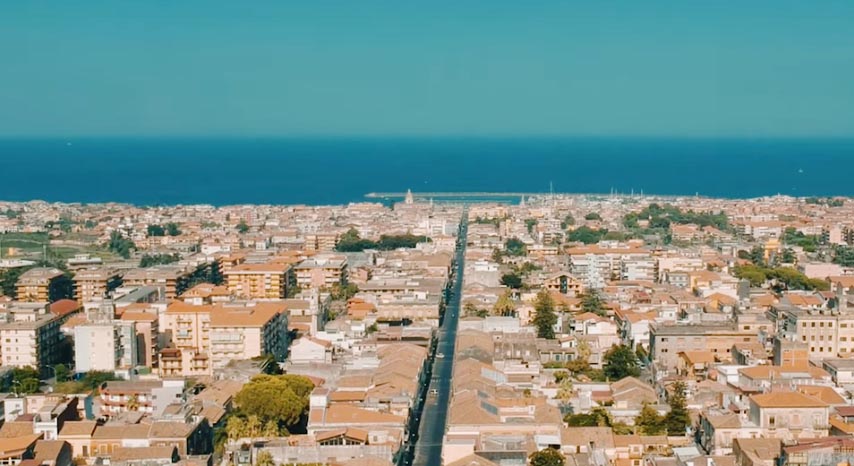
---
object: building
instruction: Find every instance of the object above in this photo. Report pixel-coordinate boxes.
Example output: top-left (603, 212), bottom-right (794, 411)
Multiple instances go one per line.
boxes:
top-left (0, 304), bottom-right (62, 373)
top-left (72, 267), bottom-right (122, 303)
top-left (773, 303), bottom-right (854, 358)
top-left (159, 302), bottom-right (213, 377)
top-left (649, 323), bottom-right (759, 370)
top-left (73, 304), bottom-right (138, 373)
top-left (208, 302), bottom-right (289, 372)
top-left (294, 255), bottom-right (348, 290)
top-left (16, 268), bottom-right (70, 303)
top-left (224, 263), bottom-right (290, 300)
top-left (748, 391), bottom-right (831, 441)
top-left (122, 267), bottom-right (191, 300)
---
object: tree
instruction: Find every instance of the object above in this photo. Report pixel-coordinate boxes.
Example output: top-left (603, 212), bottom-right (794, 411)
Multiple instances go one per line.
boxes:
top-left (147, 224), bottom-right (166, 237)
top-left (635, 403), bottom-right (666, 435)
top-left (567, 226), bottom-right (606, 244)
top-left (584, 212), bottom-right (602, 221)
top-left (255, 451), bottom-right (275, 466)
top-left (561, 214), bottom-right (575, 229)
top-left (330, 283), bottom-right (359, 301)
top-left (556, 378), bottom-right (574, 415)
top-left (532, 290), bottom-right (558, 339)
top-left (529, 448), bottom-right (565, 466)
top-left (525, 219), bottom-right (538, 235)
top-left (580, 289), bottom-right (607, 317)
top-left (236, 220), bottom-right (250, 233)
top-left (234, 374), bottom-right (314, 431)
top-left (53, 364), bottom-right (70, 383)
top-left (493, 290), bottom-right (516, 316)
top-left (262, 420), bottom-right (281, 438)
top-left (9, 366), bottom-right (41, 394)
top-left (603, 345), bottom-right (641, 380)
top-left (107, 231), bottom-right (135, 259)
top-left (500, 272), bottom-right (523, 289)
top-left (226, 416), bottom-right (246, 440)
top-left (505, 238), bottom-right (526, 256)
top-left (463, 302), bottom-right (488, 318)
top-left (664, 380), bottom-right (690, 435)
top-left (165, 222), bottom-right (182, 236)
top-left (748, 245), bottom-right (766, 267)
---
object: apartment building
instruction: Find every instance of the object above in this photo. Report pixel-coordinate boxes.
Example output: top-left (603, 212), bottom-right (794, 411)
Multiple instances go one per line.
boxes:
top-left (293, 255), bottom-right (348, 290)
top-left (649, 323), bottom-right (759, 370)
top-left (0, 303), bottom-right (62, 372)
top-left (73, 304), bottom-right (138, 373)
top-left (224, 263), bottom-right (290, 300)
top-left (304, 232), bottom-right (339, 252)
top-left (773, 302), bottom-right (854, 358)
top-left (15, 268), bottom-right (69, 303)
top-left (208, 302), bottom-right (289, 371)
top-left (72, 267), bottom-right (122, 303)
top-left (122, 266), bottom-right (191, 300)
top-left (159, 302), bottom-right (212, 377)
top-left (567, 245), bottom-right (652, 289)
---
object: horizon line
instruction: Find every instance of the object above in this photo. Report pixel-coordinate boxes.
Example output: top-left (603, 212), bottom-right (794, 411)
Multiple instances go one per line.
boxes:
top-left (2, 134), bottom-right (854, 141)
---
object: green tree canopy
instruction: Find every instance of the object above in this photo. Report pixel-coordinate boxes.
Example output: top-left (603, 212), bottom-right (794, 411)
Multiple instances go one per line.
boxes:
top-left (500, 272), bottom-right (523, 289)
top-left (664, 380), bottom-right (690, 435)
top-left (584, 212), bottom-right (602, 221)
top-left (529, 448), bottom-right (566, 466)
top-left (234, 374), bottom-right (315, 431)
top-left (532, 290), bottom-right (558, 339)
top-left (567, 226), bottom-right (607, 245)
top-left (603, 345), bottom-right (641, 380)
top-left (635, 403), bottom-right (667, 435)
top-left (493, 290), bottom-right (516, 316)
top-left (107, 231), bottom-right (135, 259)
top-left (580, 289), bottom-right (607, 317)
top-left (147, 224), bottom-right (166, 237)
top-left (505, 237), bottom-right (527, 256)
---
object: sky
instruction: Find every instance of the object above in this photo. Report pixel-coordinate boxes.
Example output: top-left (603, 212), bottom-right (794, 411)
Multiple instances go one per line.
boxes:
top-left (1, 1), bottom-right (853, 138)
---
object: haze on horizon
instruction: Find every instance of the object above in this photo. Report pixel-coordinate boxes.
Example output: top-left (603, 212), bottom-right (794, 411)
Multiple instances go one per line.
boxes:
top-left (2, 1), bottom-right (853, 138)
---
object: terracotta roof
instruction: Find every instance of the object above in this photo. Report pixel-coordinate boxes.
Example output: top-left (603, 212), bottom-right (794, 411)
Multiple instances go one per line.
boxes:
top-left (751, 391), bottom-right (828, 409)
top-left (49, 299), bottom-right (81, 317)
top-left (58, 421), bottom-right (97, 437)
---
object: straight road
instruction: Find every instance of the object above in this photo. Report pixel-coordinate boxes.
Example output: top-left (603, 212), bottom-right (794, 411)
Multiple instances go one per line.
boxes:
top-left (410, 212), bottom-right (467, 466)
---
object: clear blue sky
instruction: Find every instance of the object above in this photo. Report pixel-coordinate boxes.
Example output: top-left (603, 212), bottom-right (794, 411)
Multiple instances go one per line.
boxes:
top-left (2, 1), bottom-right (853, 137)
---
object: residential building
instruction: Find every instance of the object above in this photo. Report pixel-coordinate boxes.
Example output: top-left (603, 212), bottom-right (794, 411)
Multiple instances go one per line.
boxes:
top-left (224, 263), bottom-right (290, 300)
top-left (16, 268), bottom-right (69, 303)
top-left (72, 267), bottom-right (122, 303)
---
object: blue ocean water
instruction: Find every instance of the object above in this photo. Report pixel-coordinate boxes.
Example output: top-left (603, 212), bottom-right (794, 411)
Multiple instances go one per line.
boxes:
top-left (0, 137), bottom-right (853, 205)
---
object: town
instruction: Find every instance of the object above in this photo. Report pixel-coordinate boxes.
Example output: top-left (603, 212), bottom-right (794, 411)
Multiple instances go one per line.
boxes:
top-left (1, 191), bottom-right (854, 466)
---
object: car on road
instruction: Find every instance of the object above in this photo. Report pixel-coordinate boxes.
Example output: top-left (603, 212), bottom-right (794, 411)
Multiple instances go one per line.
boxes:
top-left (436, 352), bottom-right (445, 359)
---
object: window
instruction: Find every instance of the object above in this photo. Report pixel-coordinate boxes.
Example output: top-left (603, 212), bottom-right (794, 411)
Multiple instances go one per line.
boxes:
top-left (769, 416), bottom-right (776, 427)
top-left (820, 322), bottom-right (825, 328)
top-left (843, 323), bottom-right (849, 328)
top-left (812, 322), bottom-right (816, 327)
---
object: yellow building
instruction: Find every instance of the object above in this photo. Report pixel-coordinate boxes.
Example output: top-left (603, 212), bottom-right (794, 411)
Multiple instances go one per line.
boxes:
top-left (15, 267), bottom-right (68, 302)
top-left (159, 301), bottom-right (213, 377)
top-left (224, 263), bottom-right (290, 299)
top-left (72, 266), bottom-right (122, 303)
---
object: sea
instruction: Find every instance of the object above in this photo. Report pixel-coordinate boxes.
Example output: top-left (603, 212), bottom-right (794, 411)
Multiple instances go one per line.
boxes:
top-left (0, 137), bottom-right (853, 206)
